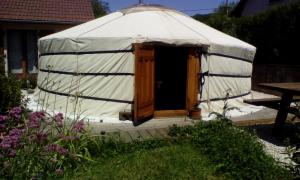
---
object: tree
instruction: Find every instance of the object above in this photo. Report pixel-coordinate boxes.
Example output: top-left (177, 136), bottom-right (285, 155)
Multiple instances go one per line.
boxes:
top-left (91, 0), bottom-right (110, 18)
top-left (193, 2), bottom-right (238, 36)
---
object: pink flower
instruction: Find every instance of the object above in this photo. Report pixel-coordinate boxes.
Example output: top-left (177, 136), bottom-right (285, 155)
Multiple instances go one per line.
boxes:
top-left (9, 128), bottom-right (23, 148)
top-left (54, 113), bottom-right (63, 127)
top-left (0, 138), bottom-right (12, 149)
top-left (9, 107), bottom-right (22, 120)
top-left (0, 128), bottom-right (23, 150)
top-left (9, 150), bottom-right (16, 157)
top-left (72, 120), bottom-right (85, 133)
top-left (36, 132), bottom-right (48, 144)
top-left (28, 112), bottom-right (44, 129)
top-left (9, 107), bottom-right (22, 114)
top-left (0, 115), bottom-right (8, 122)
top-left (45, 143), bottom-right (58, 152)
top-left (45, 143), bottom-right (68, 155)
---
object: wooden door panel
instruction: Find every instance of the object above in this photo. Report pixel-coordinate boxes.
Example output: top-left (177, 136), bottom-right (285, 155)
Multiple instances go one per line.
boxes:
top-left (134, 44), bottom-right (155, 123)
top-left (186, 48), bottom-right (200, 112)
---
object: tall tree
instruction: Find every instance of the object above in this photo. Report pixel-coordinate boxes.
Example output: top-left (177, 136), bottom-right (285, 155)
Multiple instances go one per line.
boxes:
top-left (193, 2), bottom-right (238, 36)
top-left (91, 0), bottom-right (110, 17)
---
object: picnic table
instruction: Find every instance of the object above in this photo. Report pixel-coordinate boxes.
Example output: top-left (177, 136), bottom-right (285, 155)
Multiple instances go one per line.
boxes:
top-left (258, 82), bottom-right (300, 135)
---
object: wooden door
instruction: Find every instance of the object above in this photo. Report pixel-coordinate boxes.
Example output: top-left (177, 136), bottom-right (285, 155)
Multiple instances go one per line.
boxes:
top-left (134, 44), bottom-right (155, 123)
top-left (186, 48), bottom-right (200, 113)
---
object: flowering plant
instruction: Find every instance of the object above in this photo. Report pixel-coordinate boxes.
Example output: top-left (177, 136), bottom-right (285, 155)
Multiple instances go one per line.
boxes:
top-left (0, 107), bottom-right (94, 179)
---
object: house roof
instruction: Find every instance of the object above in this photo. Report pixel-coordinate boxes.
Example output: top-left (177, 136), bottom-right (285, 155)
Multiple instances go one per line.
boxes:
top-left (0, 0), bottom-right (94, 24)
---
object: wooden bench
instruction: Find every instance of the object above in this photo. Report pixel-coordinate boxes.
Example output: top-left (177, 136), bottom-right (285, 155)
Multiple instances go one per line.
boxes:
top-left (243, 96), bottom-right (300, 117)
top-left (244, 96), bottom-right (300, 106)
top-left (243, 98), bottom-right (281, 108)
top-left (257, 83), bottom-right (300, 135)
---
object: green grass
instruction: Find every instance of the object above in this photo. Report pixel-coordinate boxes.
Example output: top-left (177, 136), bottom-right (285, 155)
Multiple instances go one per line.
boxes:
top-left (70, 144), bottom-right (224, 180)
top-left (65, 120), bottom-right (292, 180)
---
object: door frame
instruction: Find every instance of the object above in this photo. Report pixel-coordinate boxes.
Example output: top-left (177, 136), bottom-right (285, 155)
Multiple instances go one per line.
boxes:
top-left (133, 43), bottom-right (201, 120)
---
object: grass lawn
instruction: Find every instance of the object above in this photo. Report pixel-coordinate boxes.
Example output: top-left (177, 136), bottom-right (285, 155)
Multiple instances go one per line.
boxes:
top-left (72, 144), bottom-right (225, 180)
top-left (66, 121), bottom-right (292, 180)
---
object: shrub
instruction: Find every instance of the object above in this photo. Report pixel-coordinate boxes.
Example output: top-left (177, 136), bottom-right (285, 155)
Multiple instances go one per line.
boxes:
top-left (0, 107), bottom-right (94, 179)
top-left (0, 75), bottom-right (22, 114)
top-left (195, 1), bottom-right (300, 66)
top-left (20, 75), bottom-right (37, 89)
top-left (169, 121), bottom-right (292, 180)
top-left (0, 55), bottom-right (5, 75)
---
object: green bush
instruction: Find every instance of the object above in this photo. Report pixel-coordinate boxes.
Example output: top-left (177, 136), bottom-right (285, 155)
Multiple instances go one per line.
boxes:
top-left (20, 75), bottom-right (37, 89)
top-left (0, 74), bottom-right (22, 114)
top-left (0, 55), bottom-right (5, 75)
top-left (169, 121), bottom-right (292, 180)
top-left (0, 108), bottom-right (94, 179)
top-left (234, 2), bottom-right (300, 65)
top-left (194, 1), bottom-right (300, 65)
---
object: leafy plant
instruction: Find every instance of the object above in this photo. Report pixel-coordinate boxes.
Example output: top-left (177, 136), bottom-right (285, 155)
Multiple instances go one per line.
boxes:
top-left (0, 74), bottom-right (22, 114)
top-left (169, 121), bottom-right (291, 179)
top-left (20, 75), bottom-right (37, 89)
top-left (0, 107), bottom-right (95, 179)
top-left (0, 55), bottom-right (5, 75)
top-left (195, 1), bottom-right (300, 68)
top-left (209, 89), bottom-right (239, 123)
top-left (283, 102), bottom-right (300, 178)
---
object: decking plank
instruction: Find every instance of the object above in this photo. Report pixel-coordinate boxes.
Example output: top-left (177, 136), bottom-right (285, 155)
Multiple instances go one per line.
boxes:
top-left (119, 131), bottom-right (133, 143)
top-left (138, 130), bottom-right (153, 140)
top-left (146, 129), bottom-right (163, 139)
top-left (128, 130), bottom-right (142, 141)
top-left (156, 128), bottom-right (170, 138)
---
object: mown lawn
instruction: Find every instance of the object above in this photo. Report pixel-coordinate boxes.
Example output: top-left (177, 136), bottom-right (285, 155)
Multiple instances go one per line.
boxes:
top-left (72, 144), bottom-right (225, 180)
top-left (65, 120), bottom-right (292, 180)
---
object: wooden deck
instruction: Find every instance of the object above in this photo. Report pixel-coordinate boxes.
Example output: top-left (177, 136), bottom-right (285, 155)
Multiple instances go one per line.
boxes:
top-left (88, 118), bottom-right (195, 142)
top-left (86, 106), bottom-right (300, 142)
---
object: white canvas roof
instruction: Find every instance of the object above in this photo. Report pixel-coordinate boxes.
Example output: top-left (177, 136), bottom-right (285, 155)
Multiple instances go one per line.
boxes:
top-left (40, 5), bottom-right (255, 57)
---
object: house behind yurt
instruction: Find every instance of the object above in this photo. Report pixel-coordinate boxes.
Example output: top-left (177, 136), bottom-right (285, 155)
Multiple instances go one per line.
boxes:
top-left (35, 4), bottom-right (256, 124)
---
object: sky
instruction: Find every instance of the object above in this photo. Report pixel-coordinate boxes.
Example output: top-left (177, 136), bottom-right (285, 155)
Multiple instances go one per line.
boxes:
top-left (106, 0), bottom-right (239, 15)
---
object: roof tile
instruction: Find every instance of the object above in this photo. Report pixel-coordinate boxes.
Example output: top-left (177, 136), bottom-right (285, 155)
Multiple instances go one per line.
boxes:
top-left (0, 0), bottom-right (94, 23)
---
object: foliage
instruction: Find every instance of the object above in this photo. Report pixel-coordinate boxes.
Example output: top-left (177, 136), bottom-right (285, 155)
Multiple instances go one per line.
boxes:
top-left (71, 144), bottom-right (225, 179)
top-left (285, 145), bottom-right (300, 178)
top-left (194, 1), bottom-right (300, 65)
top-left (234, 1), bottom-right (300, 65)
top-left (71, 120), bottom-right (291, 179)
top-left (87, 137), bottom-right (169, 158)
top-left (91, 0), bottom-right (110, 17)
top-left (0, 74), bottom-right (22, 114)
top-left (209, 90), bottom-right (240, 122)
top-left (0, 107), bottom-right (94, 179)
top-left (0, 55), bottom-right (5, 75)
top-left (284, 103), bottom-right (300, 178)
top-left (193, 2), bottom-right (238, 36)
top-left (169, 121), bottom-right (292, 180)
top-left (20, 75), bottom-right (37, 89)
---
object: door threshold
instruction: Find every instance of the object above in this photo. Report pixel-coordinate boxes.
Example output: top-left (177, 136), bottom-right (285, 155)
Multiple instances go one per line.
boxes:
top-left (154, 110), bottom-right (187, 118)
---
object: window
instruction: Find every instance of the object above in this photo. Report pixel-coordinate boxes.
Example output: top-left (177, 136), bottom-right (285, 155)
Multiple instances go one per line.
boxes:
top-left (7, 30), bottom-right (38, 74)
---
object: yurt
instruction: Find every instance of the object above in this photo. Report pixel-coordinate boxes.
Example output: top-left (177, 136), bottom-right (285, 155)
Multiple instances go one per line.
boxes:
top-left (35, 4), bottom-right (256, 124)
